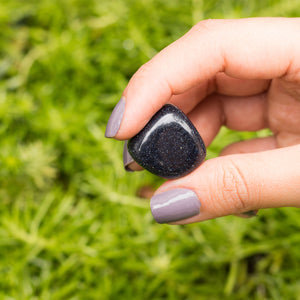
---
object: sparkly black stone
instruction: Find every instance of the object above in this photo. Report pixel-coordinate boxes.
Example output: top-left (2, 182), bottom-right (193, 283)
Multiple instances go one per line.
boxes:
top-left (127, 104), bottom-right (206, 179)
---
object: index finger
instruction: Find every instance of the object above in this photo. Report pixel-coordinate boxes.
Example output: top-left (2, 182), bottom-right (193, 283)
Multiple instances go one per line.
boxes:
top-left (112, 18), bottom-right (300, 140)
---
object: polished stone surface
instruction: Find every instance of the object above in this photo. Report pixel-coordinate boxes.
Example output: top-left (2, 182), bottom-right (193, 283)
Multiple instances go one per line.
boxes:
top-left (127, 104), bottom-right (206, 179)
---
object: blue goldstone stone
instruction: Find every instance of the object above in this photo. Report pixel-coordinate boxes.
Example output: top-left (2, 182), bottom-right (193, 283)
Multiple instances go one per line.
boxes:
top-left (127, 104), bottom-right (206, 179)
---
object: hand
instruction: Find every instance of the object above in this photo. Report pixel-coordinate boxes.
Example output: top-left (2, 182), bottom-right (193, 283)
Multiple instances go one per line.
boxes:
top-left (105, 18), bottom-right (300, 224)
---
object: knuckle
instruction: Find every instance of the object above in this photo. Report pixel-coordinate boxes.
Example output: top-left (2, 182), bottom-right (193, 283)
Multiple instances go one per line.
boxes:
top-left (213, 158), bottom-right (250, 213)
top-left (133, 60), bottom-right (164, 86)
top-left (191, 19), bottom-right (221, 35)
top-left (135, 61), bottom-right (152, 79)
top-left (193, 19), bottom-right (214, 31)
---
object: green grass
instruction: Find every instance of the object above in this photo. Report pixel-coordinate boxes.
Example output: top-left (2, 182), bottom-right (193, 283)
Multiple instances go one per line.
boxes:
top-left (0, 0), bottom-right (300, 299)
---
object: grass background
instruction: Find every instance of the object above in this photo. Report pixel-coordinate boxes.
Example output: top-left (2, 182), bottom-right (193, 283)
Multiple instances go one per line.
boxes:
top-left (0, 0), bottom-right (300, 299)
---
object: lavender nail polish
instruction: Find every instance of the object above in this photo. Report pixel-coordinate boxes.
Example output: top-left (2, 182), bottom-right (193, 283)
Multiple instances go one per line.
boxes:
top-left (123, 140), bottom-right (135, 172)
top-left (238, 210), bottom-right (258, 218)
top-left (105, 97), bottom-right (125, 138)
top-left (150, 188), bottom-right (200, 224)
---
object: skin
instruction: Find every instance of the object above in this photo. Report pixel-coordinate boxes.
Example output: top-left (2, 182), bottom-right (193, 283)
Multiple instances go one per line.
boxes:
top-left (115, 18), bottom-right (300, 224)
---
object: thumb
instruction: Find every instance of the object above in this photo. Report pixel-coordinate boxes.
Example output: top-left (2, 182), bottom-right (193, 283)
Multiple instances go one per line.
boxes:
top-left (150, 145), bottom-right (300, 224)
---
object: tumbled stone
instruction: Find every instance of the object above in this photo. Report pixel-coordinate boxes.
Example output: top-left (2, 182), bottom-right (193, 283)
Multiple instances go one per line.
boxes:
top-left (127, 104), bottom-right (206, 179)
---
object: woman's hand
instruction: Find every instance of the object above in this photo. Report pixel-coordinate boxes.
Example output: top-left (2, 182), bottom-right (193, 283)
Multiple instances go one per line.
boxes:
top-left (105, 18), bottom-right (300, 224)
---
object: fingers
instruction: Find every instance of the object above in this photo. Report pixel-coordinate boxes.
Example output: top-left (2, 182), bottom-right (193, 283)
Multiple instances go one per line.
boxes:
top-left (215, 73), bottom-right (270, 97)
top-left (220, 136), bottom-right (277, 156)
top-left (187, 92), bottom-right (268, 146)
top-left (167, 74), bottom-right (269, 115)
top-left (109, 18), bottom-right (300, 140)
top-left (123, 93), bottom-right (270, 172)
top-left (186, 95), bottom-right (223, 146)
top-left (150, 145), bottom-right (300, 224)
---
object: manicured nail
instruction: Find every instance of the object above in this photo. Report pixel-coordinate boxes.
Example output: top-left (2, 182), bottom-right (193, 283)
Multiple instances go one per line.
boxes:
top-left (123, 141), bottom-right (144, 172)
top-left (237, 210), bottom-right (258, 218)
top-left (150, 188), bottom-right (200, 224)
top-left (123, 140), bottom-right (135, 172)
top-left (105, 97), bottom-right (125, 138)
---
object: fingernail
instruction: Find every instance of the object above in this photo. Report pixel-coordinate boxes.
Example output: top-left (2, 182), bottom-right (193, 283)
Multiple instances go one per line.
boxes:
top-left (237, 210), bottom-right (258, 218)
top-left (123, 140), bottom-right (135, 172)
top-left (105, 97), bottom-right (126, 138)
top-left (150, 188), bottom-right (200, 224)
